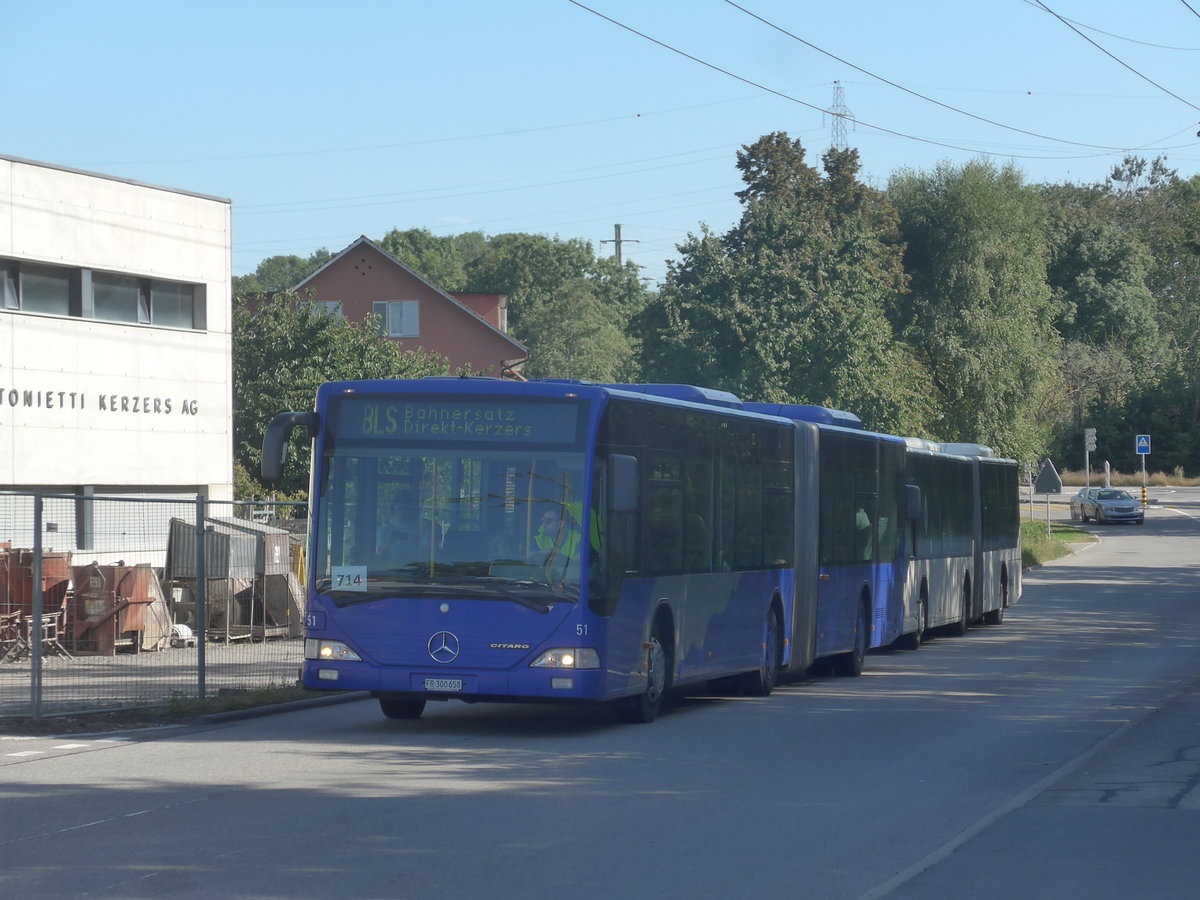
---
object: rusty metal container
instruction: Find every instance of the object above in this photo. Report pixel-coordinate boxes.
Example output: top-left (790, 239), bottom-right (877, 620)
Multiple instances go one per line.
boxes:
top-left (0, 548), bottom-right (72, 617)
top-left (69, 563), bottom-right (172, 655)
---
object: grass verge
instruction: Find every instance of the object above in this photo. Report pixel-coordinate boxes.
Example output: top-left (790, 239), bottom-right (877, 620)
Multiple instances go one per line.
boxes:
top-left (1022, 517), bottom-right (1094, 568)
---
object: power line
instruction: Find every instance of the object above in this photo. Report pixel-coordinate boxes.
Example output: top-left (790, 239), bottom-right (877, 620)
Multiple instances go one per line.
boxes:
top-left (1033, 0), bottom-right (1200, 115)
top-left (565, 0), bottom-right (1190, 162)
top-left (93, 96), bottom-right (760, 168)
top-left (1019, 0), bottom-right (1200, 50)
top-left (723, 0), bottom-right (1163, 152)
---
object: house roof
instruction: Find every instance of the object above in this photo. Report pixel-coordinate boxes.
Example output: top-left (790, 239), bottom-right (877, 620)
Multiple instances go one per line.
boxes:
top-left (294, 235), bottom-right (527, 360)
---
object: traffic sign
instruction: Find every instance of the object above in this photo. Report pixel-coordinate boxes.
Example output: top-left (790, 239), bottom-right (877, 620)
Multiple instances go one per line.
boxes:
top-left (1136, 434), bottom-right (1151, 455)
top-left (1033, 458), bottom-right (1063, 495)
top-left (1084, 427), bottom-right (1096, 451)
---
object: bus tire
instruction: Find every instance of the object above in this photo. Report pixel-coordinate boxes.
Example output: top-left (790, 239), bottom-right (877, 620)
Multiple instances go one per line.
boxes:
top-left (618, 619), bottom-right (671, 723)
top-left (379, 697), bottom-right (426, 720)
top-left (984, 571), bottom-right (1008, 625)
top-left (949, 580), bottom-right (970, 637)
top-left (896, 593), bottom-right (926, 651)
top-left (741, 608), bottom-right (782, 696)
top-left (833, 598), bottom-right (868, 677)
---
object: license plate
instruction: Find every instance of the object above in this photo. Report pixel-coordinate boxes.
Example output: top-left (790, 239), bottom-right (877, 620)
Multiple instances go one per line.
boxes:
top-left (424, 678), bottom-right (463, 692)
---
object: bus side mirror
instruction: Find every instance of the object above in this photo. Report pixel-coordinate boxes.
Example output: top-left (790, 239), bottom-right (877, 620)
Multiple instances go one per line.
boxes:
top-left (261, 412), bottom-right (319, 483)
top-left (905, 484), bottom-right (922, 522)
top-left (608, 454), bottom-right (639, 514)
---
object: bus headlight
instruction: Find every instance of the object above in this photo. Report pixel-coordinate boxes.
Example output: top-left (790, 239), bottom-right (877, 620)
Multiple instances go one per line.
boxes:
top-left (530, 648), bottom-right (600, 669)
top-left (305, 639), bottom-right (362, 662)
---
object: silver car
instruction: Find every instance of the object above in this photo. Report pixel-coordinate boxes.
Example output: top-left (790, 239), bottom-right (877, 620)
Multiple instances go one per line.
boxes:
top-left (1081, 489), bottom-right (1144, 525)
top-left (1069, 487), bottom-right (1099, 521)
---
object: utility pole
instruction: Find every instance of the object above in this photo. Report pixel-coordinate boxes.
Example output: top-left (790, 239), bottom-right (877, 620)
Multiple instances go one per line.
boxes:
top-left (600, 224), bottom-right (639, 266)
top-left (826, 80), bottom-right (854, 151)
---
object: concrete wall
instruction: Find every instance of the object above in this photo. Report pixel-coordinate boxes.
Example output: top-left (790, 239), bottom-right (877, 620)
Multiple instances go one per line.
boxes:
top-left (0, 157), bottom-right (234, 501)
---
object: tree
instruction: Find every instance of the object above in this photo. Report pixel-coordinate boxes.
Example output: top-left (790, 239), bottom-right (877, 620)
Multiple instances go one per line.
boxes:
top-left (232, 249), bottom-right (332, 294)
top-left (232, 292), bottom-right (447, 497)
top-left (377, 228), bottom-right (471, 290)
top-left (463, 232), bottom-right (650, 380)
top-left (888, 160), bottom-right (1060, 459)
top-left (639, 134), bottom-right (930, 434)
top-left (464, 233), bottom-right (597, 331)
top-left (1105, 161), bottom-right (1200, 473)
top-left (1040, 186), bottom-right (1160, 435)
top-left (518, 278), bottom-right (634, 381)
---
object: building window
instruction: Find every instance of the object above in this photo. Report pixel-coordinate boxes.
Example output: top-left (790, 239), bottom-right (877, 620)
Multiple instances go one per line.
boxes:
top-left (315, 301), bottom-right (342, 317)
top-left (0, 257), bottom-right (205, 331)
top-left (373, 300), bottom-right (420, 338)
top-left (20, 265), bottom-right (71, 316)
top-left (150, 280), bottom-right (195, 328)
top-left (93, 273), bottom-right (148, 324)
top-left (1, 262), bottom-right (16, 310)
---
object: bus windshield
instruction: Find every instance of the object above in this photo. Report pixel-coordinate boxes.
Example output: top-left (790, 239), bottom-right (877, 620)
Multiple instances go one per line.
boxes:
top-left (313, 394), bottom-right (589, 606)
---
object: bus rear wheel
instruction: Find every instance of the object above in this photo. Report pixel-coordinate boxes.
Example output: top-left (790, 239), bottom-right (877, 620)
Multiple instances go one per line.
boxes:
top-left (833, 599), bottom-right (868, 677)
top-left (984, 574), bottom-right (1008, 625)
top-left (896, 595), bottom-right (926, 651)
top-left (619, 622), bottom-right (670, 723)
top-left (949, 582), bottom-right (970, 637)
top-left (379, 696), bottom-right (426, 720)
top-left (740, 609), bottom-right (782, 696)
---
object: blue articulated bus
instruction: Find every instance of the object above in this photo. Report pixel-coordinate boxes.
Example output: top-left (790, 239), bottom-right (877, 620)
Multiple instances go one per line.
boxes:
top-left (745, 403), bottom-right (913, 674)
top-left (262, 378), bottom-right (1010, 723)
top-left (263, 378), bottom-right (806, 722)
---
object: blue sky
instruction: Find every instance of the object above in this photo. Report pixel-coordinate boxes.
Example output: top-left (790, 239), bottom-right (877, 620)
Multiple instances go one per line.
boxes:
top-left (6, 0), bottom-right (1199, 286)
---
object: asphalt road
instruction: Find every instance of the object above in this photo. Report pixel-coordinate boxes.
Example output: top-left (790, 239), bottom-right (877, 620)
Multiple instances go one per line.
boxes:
top-left (2, 500), bottom-right (1198, 900)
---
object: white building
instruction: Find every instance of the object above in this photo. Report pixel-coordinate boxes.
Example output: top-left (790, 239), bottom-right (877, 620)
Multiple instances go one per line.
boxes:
top-left (0, 155), bottom-right (233, 520)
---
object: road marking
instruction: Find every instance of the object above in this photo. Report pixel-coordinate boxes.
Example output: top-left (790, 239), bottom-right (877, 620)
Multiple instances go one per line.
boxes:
top-left (5, 751), bottom-right (46, 757)
top-left (52, 743), bottom-right (91, 749)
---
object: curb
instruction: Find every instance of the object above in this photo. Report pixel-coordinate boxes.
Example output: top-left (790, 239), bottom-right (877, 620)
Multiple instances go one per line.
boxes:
top-left (191, 691), bottom-right (369, 725)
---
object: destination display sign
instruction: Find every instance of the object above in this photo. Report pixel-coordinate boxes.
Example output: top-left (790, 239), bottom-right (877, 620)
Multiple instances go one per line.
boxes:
top-left (330, 395), bottom-right (584, 445)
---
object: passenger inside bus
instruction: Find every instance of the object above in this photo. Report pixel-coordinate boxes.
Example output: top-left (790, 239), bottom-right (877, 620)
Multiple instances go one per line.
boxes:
top-left (856, 504), bottom-right (873, 561)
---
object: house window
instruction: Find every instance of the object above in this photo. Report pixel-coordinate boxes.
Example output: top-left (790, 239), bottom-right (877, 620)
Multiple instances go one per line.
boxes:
top-left (316, 301), bottom-right (342, 317)
top-left (373, 300), bottom-right (420, 338)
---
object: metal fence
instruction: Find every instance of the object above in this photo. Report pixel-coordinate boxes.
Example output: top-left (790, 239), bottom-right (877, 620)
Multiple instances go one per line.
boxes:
top-left (0, 492), bottom-right (308, 718)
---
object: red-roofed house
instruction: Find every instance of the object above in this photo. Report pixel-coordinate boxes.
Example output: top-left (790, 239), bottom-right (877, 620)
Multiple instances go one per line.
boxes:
top-left (294, 236), bottom-right (527, 378)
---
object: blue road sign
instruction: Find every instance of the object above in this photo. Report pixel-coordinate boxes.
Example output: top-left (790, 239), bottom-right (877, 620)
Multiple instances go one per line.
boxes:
top-left (1136, 434), bottom-right (1151, 455)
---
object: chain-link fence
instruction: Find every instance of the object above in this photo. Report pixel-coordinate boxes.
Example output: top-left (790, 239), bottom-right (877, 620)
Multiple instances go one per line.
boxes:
top-left (0, 492), bottom-right (308, 718)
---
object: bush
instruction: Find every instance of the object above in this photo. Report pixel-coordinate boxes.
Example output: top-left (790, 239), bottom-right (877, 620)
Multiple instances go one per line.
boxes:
top-left (1057, 468), bottom-right (1200, 488)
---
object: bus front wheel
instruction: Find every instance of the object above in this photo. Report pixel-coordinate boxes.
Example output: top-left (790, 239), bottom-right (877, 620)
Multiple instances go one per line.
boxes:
top-left (379, 696), bottom-right (426, 720)
top-left (619, 621), bottom-right (670, 723)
